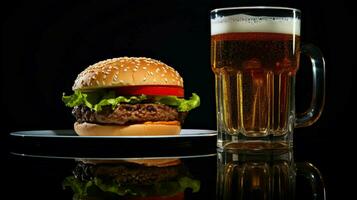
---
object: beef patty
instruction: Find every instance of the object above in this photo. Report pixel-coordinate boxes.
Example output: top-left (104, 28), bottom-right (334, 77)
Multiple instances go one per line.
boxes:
top-left (72, 104), bottom-right (186, 125)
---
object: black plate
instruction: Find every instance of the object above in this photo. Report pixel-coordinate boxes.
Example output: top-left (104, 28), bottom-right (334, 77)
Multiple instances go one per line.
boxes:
top-left (9, 129), bottom-right (217, 158)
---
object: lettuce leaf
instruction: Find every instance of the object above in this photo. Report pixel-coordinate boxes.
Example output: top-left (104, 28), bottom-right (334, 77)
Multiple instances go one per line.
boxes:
top-left (156, 93), bottom-right (200, 112)
top-left (62, 91), bottom-right (147, 112)
top-left (93, 95), bottom-right (147, 112)
top-left (62, 91), bottom-right (200, 112)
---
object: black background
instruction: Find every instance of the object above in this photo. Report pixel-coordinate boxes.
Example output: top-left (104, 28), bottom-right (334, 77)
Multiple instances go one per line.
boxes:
top-left (2, 0), bottom-right (356, 199)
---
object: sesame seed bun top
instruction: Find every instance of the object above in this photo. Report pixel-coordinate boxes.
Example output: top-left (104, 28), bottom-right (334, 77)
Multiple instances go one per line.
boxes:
top-left (72, 57), bottom-right (184, 91)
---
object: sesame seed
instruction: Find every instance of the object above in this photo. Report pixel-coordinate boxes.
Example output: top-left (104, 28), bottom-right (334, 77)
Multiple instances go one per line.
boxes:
top-left (161, 74), bottom-right (165, 77)
top-left (103, 75), bottom-right (107, 79)
top-left (119, 80), bottom-right (124, 83)
top-left (133, 68), bottom-right (138, 72)
top-left (164, 78), bottom-right (168, 83)
top-left (96, 80), bottom-right (100, 85)
top-left (143, 77), bottom-right (147, 81)
top-left (102, 80), bottom-right (106, 85)
top-left (143, 66), bottom-right (147, 70)
top-left (124, 68), bottom-right (127, 72)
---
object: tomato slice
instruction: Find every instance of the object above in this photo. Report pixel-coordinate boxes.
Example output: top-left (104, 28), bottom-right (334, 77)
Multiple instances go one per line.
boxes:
top-left (115, 85), bottom-right (184, 97)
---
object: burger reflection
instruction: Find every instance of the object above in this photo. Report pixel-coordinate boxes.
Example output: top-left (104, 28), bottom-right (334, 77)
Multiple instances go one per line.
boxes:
top-left (216, 149), bottom-right (326, 200)
top-left (63, 158), bottom-right (200, 200)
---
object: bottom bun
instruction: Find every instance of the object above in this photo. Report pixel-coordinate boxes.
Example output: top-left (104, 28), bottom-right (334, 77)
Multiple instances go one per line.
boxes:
top-left (74, 122), bottom-right (181, 136)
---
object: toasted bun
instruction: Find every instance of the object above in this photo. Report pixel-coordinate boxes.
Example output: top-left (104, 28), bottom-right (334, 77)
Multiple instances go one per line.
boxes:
top-left (72, 57), bottom-right (184, 91)
top-left (74, 122), bottom-right (181, 136)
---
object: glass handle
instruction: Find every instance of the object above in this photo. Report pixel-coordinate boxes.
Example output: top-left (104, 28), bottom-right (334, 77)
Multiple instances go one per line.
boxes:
top-left (295, 44), bottom-right (326, 128)
top-left (296, 162), bottom-right (326, 200)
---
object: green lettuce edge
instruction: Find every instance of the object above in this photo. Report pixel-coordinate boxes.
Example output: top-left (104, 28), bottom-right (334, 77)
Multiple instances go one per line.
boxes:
top-left (62, 91), bottom-right (200, 112)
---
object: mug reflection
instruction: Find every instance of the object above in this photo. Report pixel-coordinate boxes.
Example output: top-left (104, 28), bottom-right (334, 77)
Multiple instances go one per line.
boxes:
top-left (216, 149), bottom-right (326, 200)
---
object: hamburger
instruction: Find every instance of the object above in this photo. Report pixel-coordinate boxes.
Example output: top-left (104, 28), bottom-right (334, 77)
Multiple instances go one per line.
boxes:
top-left (63, 159), bottom-right (200, 200)
top-left (62, 57), bottom-right (200, 136)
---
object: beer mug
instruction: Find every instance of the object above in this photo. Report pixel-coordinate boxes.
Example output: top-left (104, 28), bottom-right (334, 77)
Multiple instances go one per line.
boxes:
top-left (211, 7), bottom-right (325, 149)
top-left (216, 149), bottom-right (326, 200)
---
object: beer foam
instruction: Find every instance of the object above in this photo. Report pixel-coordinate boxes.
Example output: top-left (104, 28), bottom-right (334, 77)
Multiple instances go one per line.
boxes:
top-left (211, 14), bottom-right (300, 36)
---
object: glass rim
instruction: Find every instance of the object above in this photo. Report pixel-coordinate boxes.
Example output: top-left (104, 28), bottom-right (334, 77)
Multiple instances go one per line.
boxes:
top-left (211, 6), bottom-right (301, 13)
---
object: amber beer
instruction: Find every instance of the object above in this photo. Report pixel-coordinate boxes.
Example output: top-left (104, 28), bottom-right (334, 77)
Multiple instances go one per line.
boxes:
top-left (211, 14), bottom-right (301, 146)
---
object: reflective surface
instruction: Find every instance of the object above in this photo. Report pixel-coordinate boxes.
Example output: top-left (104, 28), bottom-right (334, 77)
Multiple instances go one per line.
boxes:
top-left (5, 132), bottom-right (339, 200)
